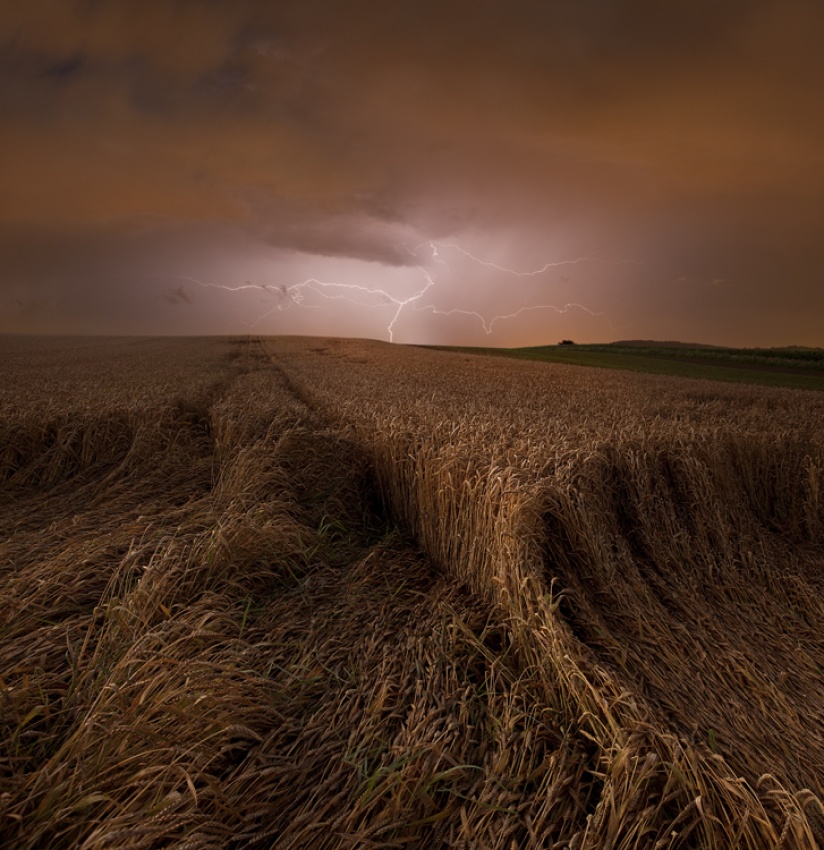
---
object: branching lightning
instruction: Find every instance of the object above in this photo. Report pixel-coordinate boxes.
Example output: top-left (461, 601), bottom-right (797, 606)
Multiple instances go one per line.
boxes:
top-left (424, 241), bottom-right (645, 277)
top-left (173, 239), bottom-right (635, 342)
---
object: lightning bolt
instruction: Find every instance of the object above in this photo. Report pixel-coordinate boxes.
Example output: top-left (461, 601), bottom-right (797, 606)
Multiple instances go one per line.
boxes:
top-left (172, 239), bottom-right (635, 342)
top-left (422, 241), bottom-right (646, 276)
top-left (401, 241), bottom-right (618, 334)
top-left (418, 300), bottom-right (609, 334)
top-left (174, 270), bottom-right (436, 342)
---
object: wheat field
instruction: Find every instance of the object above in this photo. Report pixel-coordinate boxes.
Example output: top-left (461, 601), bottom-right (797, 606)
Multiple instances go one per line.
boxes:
top-left (1, 334), bottom-right (822, 849)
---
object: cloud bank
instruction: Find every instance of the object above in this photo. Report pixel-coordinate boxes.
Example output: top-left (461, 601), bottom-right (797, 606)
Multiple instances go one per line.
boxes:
top-left (1, 0), bottom-right (823, 344)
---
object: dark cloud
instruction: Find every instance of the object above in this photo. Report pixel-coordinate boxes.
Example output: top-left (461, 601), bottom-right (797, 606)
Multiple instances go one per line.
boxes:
top-left (0, 0), bottom-right (823, 343)
top-left (42, 53), bottom-right (84, 79)
top-left (163, 285), bottom-right (193, 306)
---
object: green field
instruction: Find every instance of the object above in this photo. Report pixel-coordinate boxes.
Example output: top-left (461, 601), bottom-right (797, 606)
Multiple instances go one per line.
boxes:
top-left (430, 342), bottom-right (824, 391)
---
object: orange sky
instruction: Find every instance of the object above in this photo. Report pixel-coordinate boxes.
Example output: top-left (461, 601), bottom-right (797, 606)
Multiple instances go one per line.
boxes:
top-left (1, 0), bottom-right (823, 345)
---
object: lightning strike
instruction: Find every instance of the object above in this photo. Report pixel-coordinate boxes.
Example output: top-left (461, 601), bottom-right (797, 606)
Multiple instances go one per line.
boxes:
top-left (415, 241), bottom-right (647, 276)
top-left (173, 239), bottom-right (632, 342)
top-left (420, 300), bottom-right (610, 335)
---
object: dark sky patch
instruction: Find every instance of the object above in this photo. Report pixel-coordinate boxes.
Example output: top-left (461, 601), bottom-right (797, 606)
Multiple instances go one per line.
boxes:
top-left (42, 53), bottom-right (84, 79)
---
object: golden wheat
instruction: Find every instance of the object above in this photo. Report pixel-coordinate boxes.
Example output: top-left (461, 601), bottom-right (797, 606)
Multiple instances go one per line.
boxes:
top-left (0, 334), bottom-right (822, 848)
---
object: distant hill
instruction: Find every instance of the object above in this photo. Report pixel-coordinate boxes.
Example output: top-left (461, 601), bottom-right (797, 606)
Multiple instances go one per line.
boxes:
top-left (607, 339), bottom-right (720, 349)
top-left (606, 340), bottom-right (823, 353)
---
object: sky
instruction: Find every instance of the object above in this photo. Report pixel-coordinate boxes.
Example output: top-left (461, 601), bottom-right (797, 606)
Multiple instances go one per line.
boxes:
top-left (1, 0), bottom-right (823, 346)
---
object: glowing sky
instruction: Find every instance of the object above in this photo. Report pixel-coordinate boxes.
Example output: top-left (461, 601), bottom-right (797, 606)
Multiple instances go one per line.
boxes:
top-left (2, 0), bottom-right (823, 345)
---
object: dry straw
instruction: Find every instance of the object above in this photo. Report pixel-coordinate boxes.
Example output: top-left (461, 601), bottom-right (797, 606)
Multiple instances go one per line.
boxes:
top-left (1, 334), bottom-right (822, 848)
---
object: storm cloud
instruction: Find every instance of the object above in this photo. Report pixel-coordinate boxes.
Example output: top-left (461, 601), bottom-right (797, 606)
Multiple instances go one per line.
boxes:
top-left (2, 0), bottom-right (823, 344)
